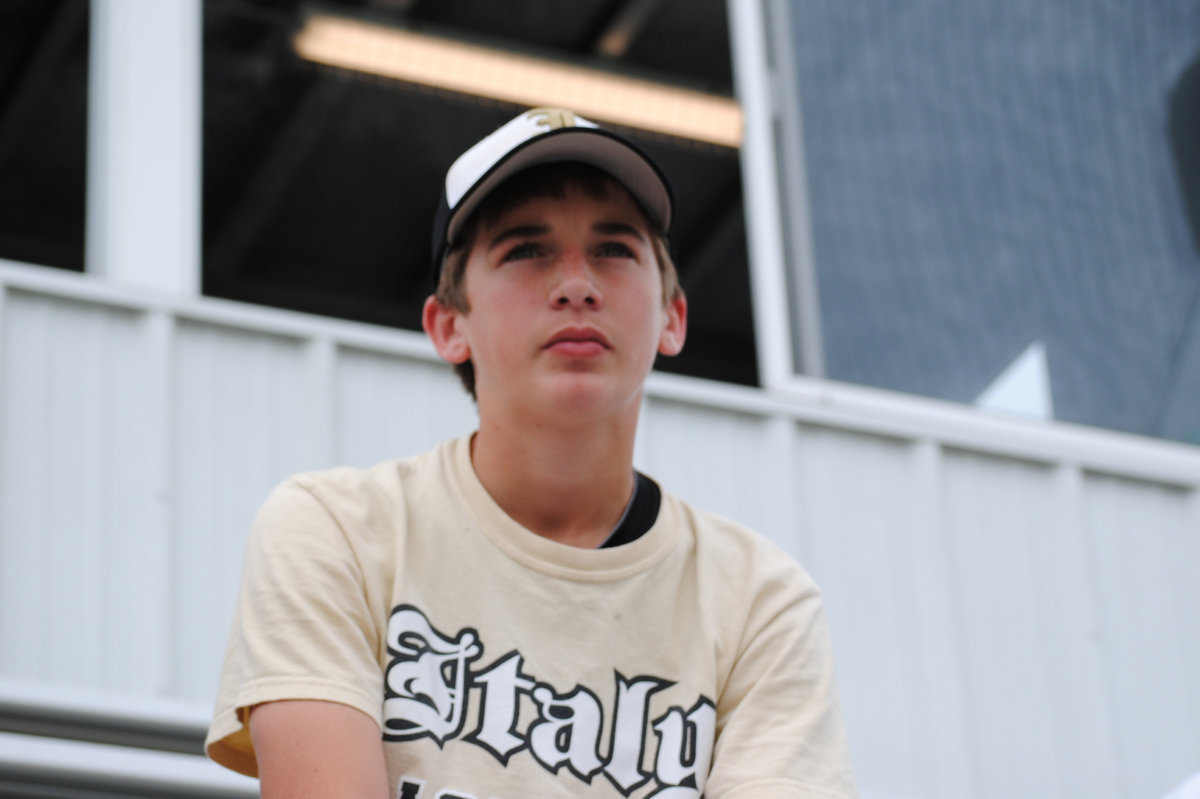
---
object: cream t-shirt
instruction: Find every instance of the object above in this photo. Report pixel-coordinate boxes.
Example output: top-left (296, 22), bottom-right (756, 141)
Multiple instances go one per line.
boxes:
top-left (206, 436), bottom-right (856, 798)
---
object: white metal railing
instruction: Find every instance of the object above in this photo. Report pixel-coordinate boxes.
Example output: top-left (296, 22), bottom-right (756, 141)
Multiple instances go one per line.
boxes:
top-left (0, 733), bottom-right (257, 797)
top-left (3, 259), bottom-right (1196, 485)
top-left (0, 678), bottom-right (256, 796)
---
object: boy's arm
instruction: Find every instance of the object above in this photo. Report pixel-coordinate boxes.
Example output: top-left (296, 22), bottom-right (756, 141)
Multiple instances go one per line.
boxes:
top-left (707, 575), bottom-right (857, 798)
top-left (207, 476), bottom-right (389, 778)
top-left (250, 700), bottom-right (389, 799)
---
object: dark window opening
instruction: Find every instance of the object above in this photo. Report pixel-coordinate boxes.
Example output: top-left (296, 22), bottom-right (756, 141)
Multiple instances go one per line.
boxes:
top-left (0, 0), bottom-right (89, 273)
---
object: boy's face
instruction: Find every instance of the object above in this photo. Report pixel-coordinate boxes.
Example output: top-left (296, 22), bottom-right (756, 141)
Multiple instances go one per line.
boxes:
top-left (424, 183), bottom-right (687, 418)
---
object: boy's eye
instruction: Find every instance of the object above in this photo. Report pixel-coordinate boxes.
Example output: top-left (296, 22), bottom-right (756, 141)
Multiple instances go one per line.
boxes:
top-left (595, 242), bottom-right (635, 258)
top-left (501, 241), bottom-right (544, 261)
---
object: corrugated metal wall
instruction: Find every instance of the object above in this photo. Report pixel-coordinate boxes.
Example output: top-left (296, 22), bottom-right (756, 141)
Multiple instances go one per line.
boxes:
top-left (2, 260), bottom-right (1198, 799)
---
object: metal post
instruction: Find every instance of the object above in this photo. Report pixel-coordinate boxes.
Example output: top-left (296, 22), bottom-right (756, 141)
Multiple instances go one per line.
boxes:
top-left (726, 0), bottom-right (797, 389)
top-left (764, 0), bottom-right (826, 378)
top-left (87, 0), bottom-right (201, 295)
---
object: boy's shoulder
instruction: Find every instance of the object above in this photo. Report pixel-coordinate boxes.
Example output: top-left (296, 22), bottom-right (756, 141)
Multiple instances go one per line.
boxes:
top-left (662, 487), bottom-right (823, 598)
top-left (269, 437), bottom-right (467, 518)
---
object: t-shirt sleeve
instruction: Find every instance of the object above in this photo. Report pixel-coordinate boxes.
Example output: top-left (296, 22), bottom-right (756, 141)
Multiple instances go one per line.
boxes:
top-left (705, 566), bottom-right (858, 799)
top-left (205, 476), bottom-right (386, 778)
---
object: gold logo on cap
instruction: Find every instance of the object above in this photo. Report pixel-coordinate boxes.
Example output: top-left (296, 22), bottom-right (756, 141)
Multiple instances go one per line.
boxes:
top-left (527, 107), bottom-right (577, 130)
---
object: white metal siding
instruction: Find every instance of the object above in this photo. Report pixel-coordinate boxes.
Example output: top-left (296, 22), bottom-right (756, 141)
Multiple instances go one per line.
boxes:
top-left (171, 321), bottom-right (321, 701)
top-left (1, 260), bottom-right (1198, 799)
top-left (1084, 474), bottom-right (1200, 797)
top-left (1, 291), bottom-right (170, 695)
top-left (336, 346), bottom-right (478, 468)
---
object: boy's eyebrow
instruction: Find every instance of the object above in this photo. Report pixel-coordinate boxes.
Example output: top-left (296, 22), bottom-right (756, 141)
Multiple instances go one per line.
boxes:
top-left (486, 224), bottom-right (550, 251)
top-left (486, 220), bottom-right (648, 250)
top-left (594, 221), bottom-right (648, 242)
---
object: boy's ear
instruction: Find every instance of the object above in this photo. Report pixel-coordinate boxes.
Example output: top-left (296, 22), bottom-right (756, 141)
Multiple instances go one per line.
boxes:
top-left (422, 296), bottom-right (472, 364)
top-left (657, 294), bottom-right (688, 356)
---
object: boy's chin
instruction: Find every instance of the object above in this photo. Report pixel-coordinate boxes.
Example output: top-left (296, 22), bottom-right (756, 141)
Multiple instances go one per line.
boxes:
top-left (534, 371), bottom-right (647, 416)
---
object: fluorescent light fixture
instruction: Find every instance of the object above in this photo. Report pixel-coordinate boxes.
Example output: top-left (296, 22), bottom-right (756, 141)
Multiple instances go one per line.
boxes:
top-left (293, 14), bottom-right (743, 148)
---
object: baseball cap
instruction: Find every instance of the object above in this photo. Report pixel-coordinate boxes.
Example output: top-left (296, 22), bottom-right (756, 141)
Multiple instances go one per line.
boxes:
top-left (430, 107), bottom-right (674, 278)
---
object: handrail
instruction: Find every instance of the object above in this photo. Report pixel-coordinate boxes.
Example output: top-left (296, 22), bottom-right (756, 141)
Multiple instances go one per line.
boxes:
top-left (0, 676), bottom-right (254, 796)
top-left (0, 732), bottom-right (257, 798)
top-left (0, 678), bottom-right (209, 755)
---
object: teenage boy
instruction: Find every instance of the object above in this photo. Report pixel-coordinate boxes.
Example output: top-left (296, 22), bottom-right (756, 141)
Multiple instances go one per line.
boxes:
top-left (206, 107), bottom-right (857, 799)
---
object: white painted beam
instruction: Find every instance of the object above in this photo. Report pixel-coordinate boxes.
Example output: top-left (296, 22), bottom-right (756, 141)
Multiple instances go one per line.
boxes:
top-left (764, 0), bottom-right (826, 378)
top-left (87, 0), bottom-right (201, 295)
top-left (727, 0), bottom-right (796, 389)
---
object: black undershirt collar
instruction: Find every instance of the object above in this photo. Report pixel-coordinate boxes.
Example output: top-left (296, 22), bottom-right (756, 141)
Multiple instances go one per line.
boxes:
top-left (599, 472), bottom-right (661, 548)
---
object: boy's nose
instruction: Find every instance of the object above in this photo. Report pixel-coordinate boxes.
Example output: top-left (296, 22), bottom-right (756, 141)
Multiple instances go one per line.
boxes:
top-left (550, 253), bottom-right (602, 309)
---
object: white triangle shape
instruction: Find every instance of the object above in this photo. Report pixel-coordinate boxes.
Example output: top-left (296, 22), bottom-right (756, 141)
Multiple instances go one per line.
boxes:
top-left (975, 341), bottom-right (1054, 420)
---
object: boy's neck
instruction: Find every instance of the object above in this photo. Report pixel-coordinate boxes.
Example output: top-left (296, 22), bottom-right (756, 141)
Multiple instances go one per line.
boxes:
top-left (470, 412), bottom-right (640, 549)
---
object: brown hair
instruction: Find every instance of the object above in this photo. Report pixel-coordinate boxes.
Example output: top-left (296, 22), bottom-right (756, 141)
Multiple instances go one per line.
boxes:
top-left (434, 162), bottom-right (683, 398)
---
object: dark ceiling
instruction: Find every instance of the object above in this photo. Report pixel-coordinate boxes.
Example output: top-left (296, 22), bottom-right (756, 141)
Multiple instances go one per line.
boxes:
top-left (0, 0), bottom-right (758, 385)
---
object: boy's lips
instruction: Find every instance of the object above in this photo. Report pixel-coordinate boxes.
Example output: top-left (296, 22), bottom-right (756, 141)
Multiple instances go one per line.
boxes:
top-left (544, 326), bottom-right (612, 356)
